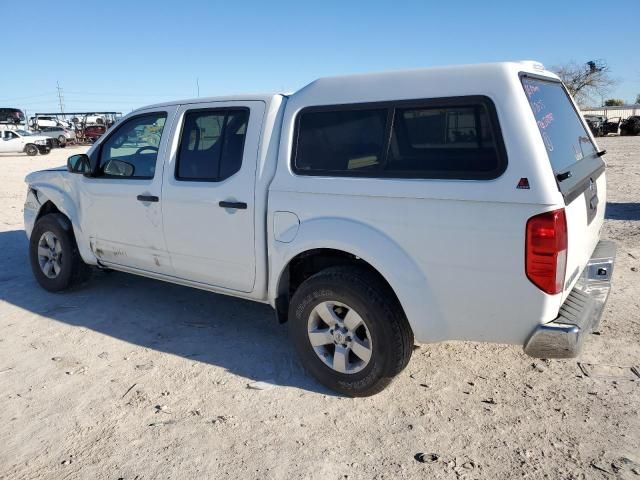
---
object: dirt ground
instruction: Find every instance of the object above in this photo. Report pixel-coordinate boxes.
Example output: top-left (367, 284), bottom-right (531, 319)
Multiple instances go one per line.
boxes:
top-left (0, 138), bottom-right (638, 480)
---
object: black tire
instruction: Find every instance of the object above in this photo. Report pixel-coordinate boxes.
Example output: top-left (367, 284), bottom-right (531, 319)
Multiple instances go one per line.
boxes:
top-left (288, 266), bottom-right (413, 396)
top-left (25, 144), bottom-right (38, 156)
top-left (29, 213), bottom-right (91, 292)
top-left (57, 135), bottom-right (67, 147)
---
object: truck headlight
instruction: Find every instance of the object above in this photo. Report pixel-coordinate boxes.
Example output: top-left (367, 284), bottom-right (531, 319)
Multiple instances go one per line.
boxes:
top-left (35, 139), bottom-right (47, 145)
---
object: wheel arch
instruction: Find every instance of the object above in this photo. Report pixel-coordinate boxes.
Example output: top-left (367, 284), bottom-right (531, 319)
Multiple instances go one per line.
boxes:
top-left (35, 198), bottom-right (62, 222)
top-left (269, 217), bottom-right (443, 342)
top-left (275, 247), bottom-right (403, 320)
top-left (28, 185), bottom-right (96, 266)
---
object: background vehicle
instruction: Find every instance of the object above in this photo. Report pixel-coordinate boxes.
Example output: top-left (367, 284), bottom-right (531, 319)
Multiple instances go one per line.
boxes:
top-left (620, 116), bottom-right (640, 136)
top-left (30, 116), bottom-right (59, 129)
top-left (0, 107), bottom-right (25, 125)
top-left (0, 129), bottom-right (51, 155)
top-left (84, 115), bottom-right (105, 125)
top-left (584, 114), bottom-right (605, 136)
top-left (23, 62), bottom-right (615, 396)
top-left (601, 116), bottom-right (622, 136)
top-left (37, 126), bottom-right (76, 147)
top-left (83, 124), bottom-right (106, 142)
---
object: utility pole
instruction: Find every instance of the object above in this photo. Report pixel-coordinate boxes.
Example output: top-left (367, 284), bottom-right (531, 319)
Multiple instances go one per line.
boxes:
top-left (56, 81), bottom-right (65, 118)
top-left (196, 78), bottom-right (200, 97)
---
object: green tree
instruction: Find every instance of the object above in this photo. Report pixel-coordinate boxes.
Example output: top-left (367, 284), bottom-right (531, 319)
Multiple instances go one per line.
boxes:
top-left (636, 94), bottom-right (640, 104)
top-left (604, 98), bottom-right (624, 106)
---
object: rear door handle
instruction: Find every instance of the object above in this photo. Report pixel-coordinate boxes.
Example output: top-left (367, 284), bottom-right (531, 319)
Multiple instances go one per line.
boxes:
top-left (137, 195), bottom-right (159, 202)
top-left (219, 201), bottom-right (247, 210)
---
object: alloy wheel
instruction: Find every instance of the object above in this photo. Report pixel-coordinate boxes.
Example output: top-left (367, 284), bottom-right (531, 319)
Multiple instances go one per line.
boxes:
top-left (307, 300), bottom-right (373, 374)
top-left (37, 231), bottom-right (63, 278)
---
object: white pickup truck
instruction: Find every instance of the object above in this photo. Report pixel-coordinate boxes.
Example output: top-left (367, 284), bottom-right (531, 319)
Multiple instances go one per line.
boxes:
top-left (24, 61), bottom-right (616, 396)
top-left (1, 129), bottom-right (52, 156)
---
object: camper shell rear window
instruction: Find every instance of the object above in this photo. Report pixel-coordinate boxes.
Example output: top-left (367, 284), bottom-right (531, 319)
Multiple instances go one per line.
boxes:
top-left (520, 74), bottom-right (605, 203)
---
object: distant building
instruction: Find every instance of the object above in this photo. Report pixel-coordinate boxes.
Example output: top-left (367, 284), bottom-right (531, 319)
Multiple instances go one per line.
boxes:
top-left (581, 104), bottom-right (640, 120)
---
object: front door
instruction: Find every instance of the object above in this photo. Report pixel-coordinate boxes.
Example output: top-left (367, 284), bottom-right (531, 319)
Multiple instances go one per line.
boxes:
top-left (0, 131), bottom-right (20, 152)
top-left (78, 108), bottom-right (177, 274)
top-left (161, 101), bottom-right (264, 292)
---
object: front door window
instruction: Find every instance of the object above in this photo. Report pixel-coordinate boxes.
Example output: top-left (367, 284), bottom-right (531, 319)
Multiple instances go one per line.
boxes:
top-left (99, 113), bottom-right (167, 179)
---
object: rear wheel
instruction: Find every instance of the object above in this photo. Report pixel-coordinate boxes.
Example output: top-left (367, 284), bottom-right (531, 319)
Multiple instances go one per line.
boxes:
top-left (57, 135), bottom-right (67, 147)
top-left (25, 144), bottom-right (38, 156)
top-left (29, 213), bottom-right (91, 292)
top-left (288, 266), bottom-right (413, 396)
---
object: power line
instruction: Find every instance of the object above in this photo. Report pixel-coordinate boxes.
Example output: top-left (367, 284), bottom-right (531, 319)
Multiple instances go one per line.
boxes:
top-left (0, 92), bottom-right (57, 103)
top-left (2, 90), bottom-right (191, 106)
top-left (65, 90), bottom-right (189, 97)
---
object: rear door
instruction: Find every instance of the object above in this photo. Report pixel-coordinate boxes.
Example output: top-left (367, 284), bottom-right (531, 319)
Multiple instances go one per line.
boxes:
top-left (161, 101), bottom-right (265, 292)
top-left (521, 75), bottom-right (605, 294)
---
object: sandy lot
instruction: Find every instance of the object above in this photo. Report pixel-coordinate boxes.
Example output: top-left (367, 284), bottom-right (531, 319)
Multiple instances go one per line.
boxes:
top-left (0, 139), bottom-right (638, 480)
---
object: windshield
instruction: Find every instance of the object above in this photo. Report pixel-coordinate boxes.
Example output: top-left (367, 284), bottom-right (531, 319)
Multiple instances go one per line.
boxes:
top-left (15, 129), bottom-right (32, 136)
top-left (522, 76), bottom-right (597, 174)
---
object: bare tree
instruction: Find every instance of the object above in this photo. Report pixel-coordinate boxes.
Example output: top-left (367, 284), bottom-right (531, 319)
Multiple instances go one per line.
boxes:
top-left (551, 60), bottom-right (616, 106)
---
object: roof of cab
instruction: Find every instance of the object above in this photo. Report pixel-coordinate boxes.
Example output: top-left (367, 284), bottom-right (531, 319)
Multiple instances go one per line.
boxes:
top-left (133, 93), bottom-right (287, 112)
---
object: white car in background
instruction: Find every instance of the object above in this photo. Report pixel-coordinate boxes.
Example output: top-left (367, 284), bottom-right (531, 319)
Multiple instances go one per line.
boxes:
top-left (81, 115), bottom-right (106, 125)
top-left (0, 129), bottom-right (51, 155)
top-left (30, 116), bottom-right (59, 129)
top-left (37, 126), bottom-right (77, 146)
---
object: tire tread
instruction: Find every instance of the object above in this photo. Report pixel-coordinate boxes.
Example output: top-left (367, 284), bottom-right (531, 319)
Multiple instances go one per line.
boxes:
top-left (30, 213), bottom-right (91, 292)
top-left (289, 265), bottom-right (413, 396)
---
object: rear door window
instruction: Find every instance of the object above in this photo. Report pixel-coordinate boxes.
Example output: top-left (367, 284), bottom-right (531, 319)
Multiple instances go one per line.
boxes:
top-left (176, 108), bottom-right (249, 181)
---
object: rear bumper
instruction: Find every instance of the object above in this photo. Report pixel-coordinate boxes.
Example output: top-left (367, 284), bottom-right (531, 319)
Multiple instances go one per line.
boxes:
top-left (524, 240), bottom-right (616, 359)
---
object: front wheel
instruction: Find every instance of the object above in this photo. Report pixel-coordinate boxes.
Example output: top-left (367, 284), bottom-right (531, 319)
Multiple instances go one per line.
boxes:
top-left (288, 266), bottom-right (414, 396)
top-left (29, 213), bottom-right (91, 292)
top-left (25, 144), bottom-right (38, 156)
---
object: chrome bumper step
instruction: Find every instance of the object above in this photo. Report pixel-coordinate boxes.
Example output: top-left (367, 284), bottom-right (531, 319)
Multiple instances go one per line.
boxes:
top-left (524, 240), bottom-right (616, 359)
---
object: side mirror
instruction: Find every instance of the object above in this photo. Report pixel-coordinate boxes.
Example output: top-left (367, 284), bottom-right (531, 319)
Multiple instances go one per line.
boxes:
top-left (67, 154), bottom-right (91, 174)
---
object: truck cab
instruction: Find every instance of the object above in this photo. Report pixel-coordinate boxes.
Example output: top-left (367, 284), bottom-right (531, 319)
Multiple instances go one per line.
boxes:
top-left (23, 61), bottom-right (616, 396)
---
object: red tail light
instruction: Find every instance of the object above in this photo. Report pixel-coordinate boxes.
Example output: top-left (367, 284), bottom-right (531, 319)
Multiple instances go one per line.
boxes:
top-left (525, 208), bottom-right (568, 295)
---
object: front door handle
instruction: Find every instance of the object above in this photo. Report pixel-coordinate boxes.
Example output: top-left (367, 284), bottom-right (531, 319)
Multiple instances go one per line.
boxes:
top-left (219, 200), bottom-right (247, 210)
top-left (137, 194), bottom-right (159, 202)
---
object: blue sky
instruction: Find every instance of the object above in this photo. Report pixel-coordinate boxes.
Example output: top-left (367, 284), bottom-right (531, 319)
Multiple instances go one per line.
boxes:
top-left (2, 0), bottom-right (639, 115)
